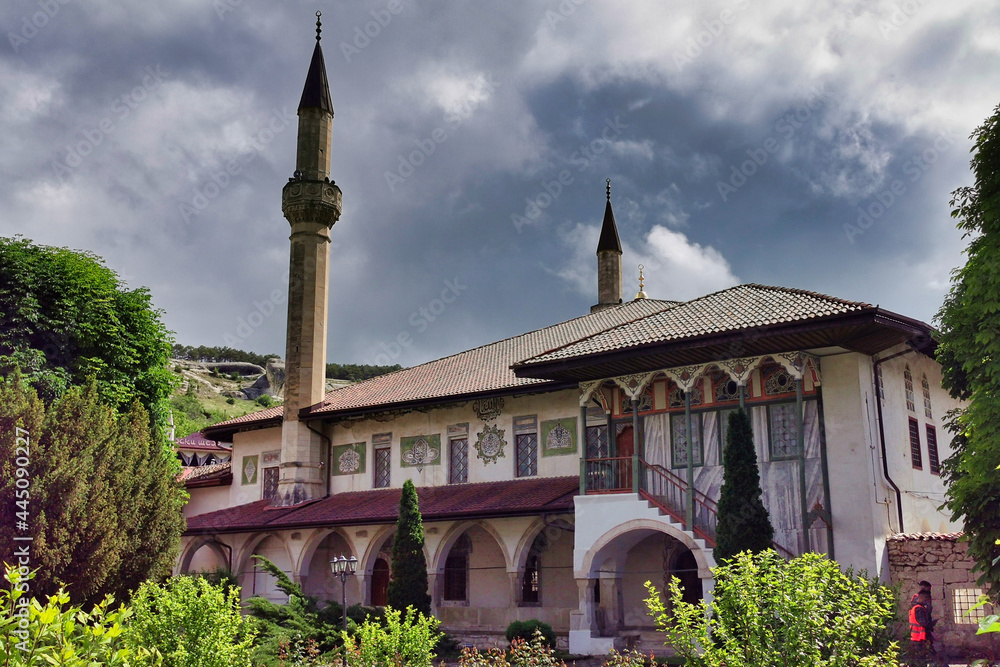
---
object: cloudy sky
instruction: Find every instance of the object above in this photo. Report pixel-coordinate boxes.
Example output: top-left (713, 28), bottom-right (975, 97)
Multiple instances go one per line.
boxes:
top-left (2, 1), bottom-right (997, 368)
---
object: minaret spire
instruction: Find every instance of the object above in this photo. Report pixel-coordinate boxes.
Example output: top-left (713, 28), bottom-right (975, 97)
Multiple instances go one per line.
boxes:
top-left (277, 15), bottom-right (343, 506)
top-left (592, 179), bottom-right (623, 312)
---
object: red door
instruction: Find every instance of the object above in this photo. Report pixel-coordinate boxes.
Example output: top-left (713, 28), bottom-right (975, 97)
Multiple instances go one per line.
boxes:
top-left (371, 558), bottom-right (390, 607)
top-left (617, 426), bottom-right (634, 490)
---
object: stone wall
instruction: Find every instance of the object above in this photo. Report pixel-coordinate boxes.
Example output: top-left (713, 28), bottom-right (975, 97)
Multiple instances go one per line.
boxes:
top-left (887, 533), bottom-right (999, 661)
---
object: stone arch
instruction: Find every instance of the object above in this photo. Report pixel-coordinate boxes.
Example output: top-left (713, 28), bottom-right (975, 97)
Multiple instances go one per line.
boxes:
top-left (295, 527), bottom-right (357, 581)
top-left (511, 515), bottom-right (574, 573)
top-left (580, 518), bottom-right (713, 579)
top-left (432, 519), bottom-right (512, 574)
top-left (359, 524), bottom-right (398, 579)
top-left (235, 532), bottom-right (295, 601)
top-left (434, 520), bottom-right (513, 609)
top-left (299, 529), bottom-right (360, 604)
top-left (178, 537), bottom-right (229, 574)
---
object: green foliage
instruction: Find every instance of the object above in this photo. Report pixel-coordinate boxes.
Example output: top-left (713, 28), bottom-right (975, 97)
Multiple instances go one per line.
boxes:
top-left (171, 344), bottom-right (279, 368)
top-left (602, 649), bottom-right (654, 666)
top-left (245, 556), bottom-right (344, 665)
top-left (0, 237), bottom-right (175, 429)
top-left (645, 550), bottom-right (900, 667)
top-left (125, 575), bottom-right (256, 667)
top-left (714, 408), bottom-right (774, 562)
top-left (342, 605), bottom-right (440, 667)
top-left (936, 100), bottom-right (1000, 600)
top-left (0, 371), bottom-right (186, 607)
top-left (256, 394), bottom-right (274, 407)
top-left (459, 631), bottom-right (564, 667)
top-left (387, 480), bottom-right (431, 615)
top-left (505, 619), bottom-right (556, 648)
top-left (325, 362), bottom-right (403, 382)
top-left (0, 565), bottom-right (162, 666)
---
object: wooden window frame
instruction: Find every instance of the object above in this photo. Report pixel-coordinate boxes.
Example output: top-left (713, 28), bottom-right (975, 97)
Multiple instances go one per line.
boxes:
top-left (449, 437), bottom-right (469, 484)
top-left (908, 417), bottom-right (922, 470)
top-left (374, 445), bottom-right (391, 488)
top-left (926, 424), bottom-right (940, 475)
top-left (670, 412), bottom-right (704, 469)
top-left (767, 402), bottom-right (800, 461)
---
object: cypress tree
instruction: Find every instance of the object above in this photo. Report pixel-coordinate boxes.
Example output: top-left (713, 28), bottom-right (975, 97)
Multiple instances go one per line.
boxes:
top-left (387, 479), bottom-right (431, 615)
top-left (713, 408), bottom-right (774, 563)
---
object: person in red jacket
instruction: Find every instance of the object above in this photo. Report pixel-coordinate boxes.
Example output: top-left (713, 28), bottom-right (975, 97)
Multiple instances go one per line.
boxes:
top-left (908, 590), bottom-right (938, 666)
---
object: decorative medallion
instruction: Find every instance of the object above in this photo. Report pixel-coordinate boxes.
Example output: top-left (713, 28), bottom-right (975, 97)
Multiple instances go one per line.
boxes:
top-left (241, 455), bottom-right (258, 485)
top-left (262, 450), bottom-right (281, 465)
top-left (473, 397), bottom-right (504, 422)
top-left (400, 435), bottom-right (441, 469)
top-left (541, 417), bottom-right (577, 456)
top-left (475, 423), bottom-right (507, 464)
top-left (333, 443), bottom-right (367, 475)
top-left (340, 449), bottom-right (361, 472)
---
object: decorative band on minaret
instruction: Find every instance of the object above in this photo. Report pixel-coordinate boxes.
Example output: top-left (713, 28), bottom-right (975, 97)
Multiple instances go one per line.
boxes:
top-left (277, 14), bottom-right (341, 505)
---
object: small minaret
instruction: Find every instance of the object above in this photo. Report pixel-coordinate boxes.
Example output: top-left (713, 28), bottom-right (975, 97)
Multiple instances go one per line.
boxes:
top-left (277, 12), bottom-right (342, 505)
top-left (592, 179), bottom-right (623, 312)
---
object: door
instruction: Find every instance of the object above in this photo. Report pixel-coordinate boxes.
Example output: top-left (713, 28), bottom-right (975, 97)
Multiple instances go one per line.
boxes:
top-left (617, 426), bottom-right (634, 490)
top-left (371, 558), bottom-right (390, 607)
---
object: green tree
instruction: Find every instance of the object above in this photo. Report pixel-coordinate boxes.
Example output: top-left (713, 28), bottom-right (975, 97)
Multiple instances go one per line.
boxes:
top-left (0, 371), bottom-right (186, 607)
top-left (646, 551), bottom-right (900, 666)
top-left (713, 408), bottom-right (774, 562)
top-left (0, 237), bottom-right (175, 429)
top-left (936, 100), bottom-right (1000, 600)
top-left (387, 480), bottom-right (431, 615)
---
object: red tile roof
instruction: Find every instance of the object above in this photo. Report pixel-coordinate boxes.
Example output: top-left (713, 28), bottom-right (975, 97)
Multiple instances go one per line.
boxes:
top-left (184, 475), bottom-right (579, 535)
top-left (887, 532), bottom-right (964, 542)
top-left (178, 462), bottom-right (233, 487)
top-left (516, 284), bottom-right (872, 366)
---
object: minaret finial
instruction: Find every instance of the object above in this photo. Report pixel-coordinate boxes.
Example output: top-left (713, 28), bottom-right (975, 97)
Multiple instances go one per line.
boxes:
top-left (315, 11), bottom-right (322, 42)
top-left (635, 264), bottom-right (648, 300)
top-left (606, 178), bottom-right (611, 202)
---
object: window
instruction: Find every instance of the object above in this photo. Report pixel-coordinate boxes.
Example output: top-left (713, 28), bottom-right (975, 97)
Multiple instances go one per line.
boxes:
top-left (926, 425), bottom-right (940, 475)
top-left (768, 402), bottom-right (800, 460)
top-left (904, 365), bottom-right (915, 412)
top-left (449, 437), bottom-right (468, 484)
top-left (522, 553), bottom-right (540, 604)
top-left (908, 417), bottom-right (922, 470)
top-left (622, 388), bottom-right (653, 414)
top-left (516, 433), bottom-right (538, 477)
top-left (953, 588), bottom-right (992, 624)
top-left (764, 367), bottom-right (797, 396)
top-left (668, 384), bottom-right (703, 409)
top-left (443, 534), bottom-right (471, 602)
top-left (670, 413), bottom-right (703, 468)
top-left (922, 374), bottom-right (933, 419)
top-left (585, 425), bottom-right (609, 459)
top-left (718, 408), bottom-right (738, 454)
top-left (262, 466), bottom-right (279, 501)
top-left (374, 445), bottom-right (391, 488)
top-left (714, 374), bottom-right (741, 403)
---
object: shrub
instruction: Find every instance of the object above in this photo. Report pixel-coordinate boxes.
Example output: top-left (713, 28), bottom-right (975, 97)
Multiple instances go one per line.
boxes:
top-left (505, 619), bottom-right (556, 648)
top-left (645, 550), bottom-right (901, 667)
top-left (256, 394), bottom-right (273, 407)
top-left (125, 575), bottom-right (256, 667)
top-left (342, 605), bottom-right (440, 667)
top-left (387, 480), bottom-right (432, 615)
top-left (227, 397), bottom-right (236, 405)
top-left (0, 565), bottom-right (162, 666)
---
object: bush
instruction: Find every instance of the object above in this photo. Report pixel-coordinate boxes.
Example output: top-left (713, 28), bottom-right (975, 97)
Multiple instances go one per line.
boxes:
top-left (343, 605), bottom-right (440, 667)
top-left (460, 631), bottom-right (563, 667)
top-left (256, 394), bottom-right (273, 407)
top-left (125, 575), bottom-right (256, 667)
top-left (0, 565), bottom-right (162, 666)
top-left (505, 619), bottom-right (556, 648)
top-left (645, 550), bottom-right (901, 667)
top-left (226, 397), bottom-right (235, 405)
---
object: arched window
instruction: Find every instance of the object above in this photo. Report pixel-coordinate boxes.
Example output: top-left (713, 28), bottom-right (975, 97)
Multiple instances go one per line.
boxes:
top-left (904, 366), bottom-right (915, 412)
top-left (522, 553), bottom-right (540, 604)
top-left (922, 374), bottom-right (933, 419)
top-left (443, 534), bottom-right (471, 602)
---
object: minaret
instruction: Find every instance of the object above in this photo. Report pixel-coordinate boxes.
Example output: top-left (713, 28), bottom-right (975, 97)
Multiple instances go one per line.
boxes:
top-left (591, 179), bottom-right (623, 312)
top-left (277, 12), bottom-right (342, 505)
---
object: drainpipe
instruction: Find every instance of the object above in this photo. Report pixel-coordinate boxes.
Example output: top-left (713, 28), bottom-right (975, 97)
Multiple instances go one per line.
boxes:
top-left (872, 349), bottom-right (916, 534)
top-left (306, 421), bottom-right (332, 497)
top-left (815, 386), bottom-right (835, 560)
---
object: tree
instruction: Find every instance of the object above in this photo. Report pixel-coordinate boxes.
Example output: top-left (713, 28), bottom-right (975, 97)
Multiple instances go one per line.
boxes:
top-left (0, 236), bottom-right (175, 430)
top-left (645, 551), bottom-right (900, 667)
top-left (0, 371), bottom-right (186, 607)
top-left (713, 408), bottom-right (774, 562)
top-left (387, 480), bottom-right (431, 615)
top-left (936, 100), bottom-right (1000, 600)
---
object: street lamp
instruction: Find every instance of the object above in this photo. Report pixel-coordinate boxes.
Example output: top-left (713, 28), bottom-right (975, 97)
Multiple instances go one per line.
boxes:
top-left (329, 554), bottom-right (358, 632)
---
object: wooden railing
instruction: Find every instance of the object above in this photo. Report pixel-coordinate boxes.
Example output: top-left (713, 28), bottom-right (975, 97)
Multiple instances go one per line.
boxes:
top-left (584, 457), bottom-right (634, 493)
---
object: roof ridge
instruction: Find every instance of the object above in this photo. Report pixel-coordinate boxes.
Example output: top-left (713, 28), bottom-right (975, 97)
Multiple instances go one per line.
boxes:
top-left (738, 283), bottom-right (873, 308)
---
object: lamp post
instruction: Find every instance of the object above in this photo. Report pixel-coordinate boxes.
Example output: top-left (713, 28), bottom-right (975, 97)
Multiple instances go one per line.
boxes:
top-left (329, 554), bottom-right (358, 632)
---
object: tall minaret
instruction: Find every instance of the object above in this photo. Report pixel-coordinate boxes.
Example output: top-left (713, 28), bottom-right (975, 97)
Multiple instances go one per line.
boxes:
top-left (277, 13), bottom-right (342, 505)
top-left (592, 179), bottom-right (623, 312)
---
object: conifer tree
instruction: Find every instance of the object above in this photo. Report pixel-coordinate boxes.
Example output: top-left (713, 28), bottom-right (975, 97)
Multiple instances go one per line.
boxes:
top-left (713, 408), bottom-right (774, 562)
top-left (387, 479), bottom-right (431, 615)
top-left (0, 371), bottom-right (186, 606)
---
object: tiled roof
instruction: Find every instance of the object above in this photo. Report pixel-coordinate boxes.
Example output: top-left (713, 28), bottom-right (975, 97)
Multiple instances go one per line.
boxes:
top-left (516, 284), bottom-right (872, 366)
top-left (887, 532), bottom-right (964, 542)
top-left (178, 462), bottom-right (232, 486)
top-left (204, 299), bottom-right (675, 436)
top-left (185, 475), bottom-right (579, 534)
